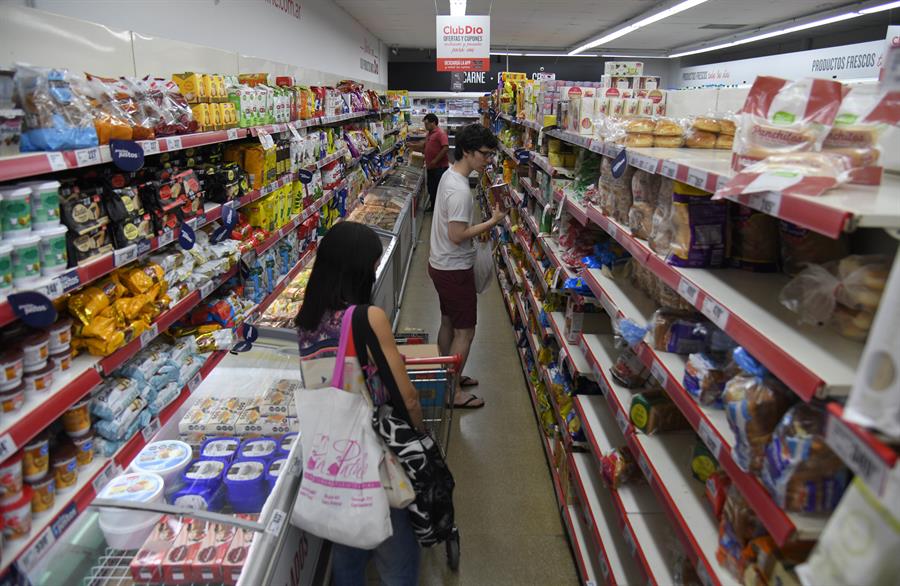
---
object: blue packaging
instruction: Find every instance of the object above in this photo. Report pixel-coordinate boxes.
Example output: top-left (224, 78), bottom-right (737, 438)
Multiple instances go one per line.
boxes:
top-left (278, 433), bottom-right (298, 458)
top-left (224, 460), bottom-right (268, 513)
top-left (266, 458), bottom-right (287, 492)
top-left (200, 437), bottom-right (240, 465)
top-left (171, 458), bottom-right (227, 511)
top-left (238, 437), bottom-right (278, 462)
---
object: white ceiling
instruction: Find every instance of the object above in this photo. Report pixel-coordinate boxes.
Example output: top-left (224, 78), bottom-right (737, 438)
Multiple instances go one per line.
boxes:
top-left (334, 0), bottom-right (857, 52)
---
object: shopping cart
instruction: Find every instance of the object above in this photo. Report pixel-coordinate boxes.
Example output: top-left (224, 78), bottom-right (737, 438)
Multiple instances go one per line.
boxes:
top-left (399, 344), bottom-right (463, 570)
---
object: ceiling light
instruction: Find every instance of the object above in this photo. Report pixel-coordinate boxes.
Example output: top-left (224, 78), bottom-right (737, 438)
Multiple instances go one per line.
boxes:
top-left (569, 0), bottom-right (711, 55)
top-left (524, 53), bottom-right (597, 57)
top-left (449, 0), bottom-right (466, 17)
top-left (490, 51), bottom-right (523, 56)
top-left (601, 54), bottom-right (667, 59)
top-left (860, 0), bottom-right (900, 12)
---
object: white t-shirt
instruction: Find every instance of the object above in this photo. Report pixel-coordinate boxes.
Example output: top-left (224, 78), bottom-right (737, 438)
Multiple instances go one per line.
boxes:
top-left (429, 168), bottom-right (476, 270)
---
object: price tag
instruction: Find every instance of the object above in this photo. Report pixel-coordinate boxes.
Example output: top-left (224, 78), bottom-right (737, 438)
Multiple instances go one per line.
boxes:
top-left (92, 462), bottom-right (116, 494)
top-left (287, 123), bottom-right (302, 140)
top-left (165, 136), bottom-right (183, 151)
top-left (826, 415), bottom-right (888, 494)
top-left (38, 278), bottom-right (64, 299)
top-left (701, 297), bottom-right (730, 330)
top-left (142, 417), bottom-right (161, 441)
top-left (59, 269), bottom-right (81, 293)
top-left (158, 229), bottom-right (175, 247)
top-left (227, 128), bottom-right (240, 140)
top-left (687, 168), bottom-right (708, 191)
top-left (660, 159), bottom-right (678, 178)
top-left (697, 563), bottom-right (714, 586)
top-left (677, 277), bottom-right (700, 306)
top-left (114, 244), bottom-right (138, 267)
top-left (258, 130), bottom-right (275, 150)
top-left (18, 526), bottom-right (56, 573)
top-left (46, 152), bottom-right (67, 171)
top-left (141, 140), bottom-right (161, 156)
top-left (650, 360), bottom-right (668, 388)
top-left (623, 526), bottom-right (637, 557)
top-left (266, 509), bottom-right (287, 536)
top-left (616, 408), bottom-right (630, 435)
top-left (139, 323), bottom-right (159, 348)
top-left (75, 147), bottom-right (101, 167)
top-left (200, 280), bottom-right (216, 299)
top-left (698, 420), bottom-right (723, 459)
top-left (638, 453), bottom-right (654, 484)
top-left (598, 555), bottom-right (610, 579)
top-left (187, 371), bottom-right (203, 393)
top-left (0, 434), bottom-right (17, 461)
top-left (744, 191), bottom-right (782, 217)
top-left (606, 221), bottom-right (618, 240)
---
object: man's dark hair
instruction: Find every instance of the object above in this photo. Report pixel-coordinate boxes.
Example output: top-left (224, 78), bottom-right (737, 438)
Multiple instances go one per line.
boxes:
top-left (423, 113), bottom-right (439, 125)
top-left (454, 123), bottom-right (497, 161)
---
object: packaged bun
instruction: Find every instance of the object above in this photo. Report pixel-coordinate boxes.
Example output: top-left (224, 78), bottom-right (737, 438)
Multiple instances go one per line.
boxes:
top-left (647, 309), bottom-right (709, 354)
top-left (625, 133), bottom-right (653, 147)
top-left (715, 134), bottom-right (734, 150)
top-left (668, 181), bottom-right (727, 268)
top-left (692, 116), bottom-right (721, 133)
top-left (684, 353), bottom-right (729, 407)
top-left (717, 152), bottom-right (853, 200)
top-left (626, 117), bottom-right (655, 134)
top-left (653, 118), bottom-right (683, 137)
top-left (685, 129), bottom-right (716, 149)
top-left (732, 76), bottom-right (844, 172)
top-left (653, 135), bottom-right (685, 148)
top-left (649, 178), bottom-right (675, 256)
top-left (629, 170), bottom-right (660, 239)
top-left (717, 118), bottom-right (737, 136)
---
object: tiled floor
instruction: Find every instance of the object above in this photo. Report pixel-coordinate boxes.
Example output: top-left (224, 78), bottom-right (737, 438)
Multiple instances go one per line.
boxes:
top-left (392, 217), bottom-right (579, 585)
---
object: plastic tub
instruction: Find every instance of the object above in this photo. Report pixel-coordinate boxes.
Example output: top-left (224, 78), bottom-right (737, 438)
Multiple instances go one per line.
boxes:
top-left (21, 331), bottom-right (49, 372)
top-left (0, 381), bottom-right (24, 413)
top-left (72, 432), bottom-right (94, 469)
top-left (50, 348), bottom-right (71, 372)
top-left (0, 452), bottom-right (23, 505)
top-left (199, 437), bottom-right (239, 464)
top-left (22, 437), bottom-right (49, 482)
top-left (51, 446), bottom-right (78, 493)
top-left (0, 186), bottom-right (31, 239)
top-left (22, 362), bottom-right (53, 394)
top-left (130, 440), bottom-right (192, 486)
top-left (27, 474), bottom-right (55, 515)
top-left (47, 317), bottom-right (72, 353)
top-left (172, 459), bottom-right (227, 511)
top-left (0, 486), bottom-right (32, 540)
top-left (237, 437), bottom-right (277, 462)
top-left (10, 235), bottom-right (41, 288)
top-left (224, 460), bottom-right (268, 513)
top-left (27, 181), bottom-right (61, 230)
top-left (36, 225), bottom-right (67, 276)
top-left (278, 432), bottom-right (298, 458)
top-left (61, 398), bottom-right (91, 438)
top-left (0, 242), bottom-right (11, 296)
top-left (266, 458), bottom-right (287, 491)
top-left (0, 348), bottom-right (22, 387)
top-left (98, 509), bottom-right (161, 550)
top-left (96, 472), bottom-right (165, 528)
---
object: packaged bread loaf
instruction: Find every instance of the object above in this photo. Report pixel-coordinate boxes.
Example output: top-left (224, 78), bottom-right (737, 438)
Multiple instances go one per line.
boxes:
top-left (732, 76), bottom-right (844, 172)
top-left (667, 181), bottom-right (727, 268)
top-left (684, 352), bottom-right (729, 407)
top-left (647, 309), bottom-right (709, 354)
top-left (685, 128), bottom-right (717, 149)
top-left (624, 118), bottom-right (654, 147)
top-left (630, 392), bottom-right (689, 434)
top-left (629, 170), bottom-right (659, 239)
top-left (779, 221), bottom-right (849, 276)
top-left (649, 177), bottom-right (675, 256)
top-left (610, 346), bottom-right (651, 388)
top-left (728, 204), bottom-right (779, 272)
top-left (762, 403), bottom-right (849, 513)
top-left (600, 447), bottom-right (640, 488)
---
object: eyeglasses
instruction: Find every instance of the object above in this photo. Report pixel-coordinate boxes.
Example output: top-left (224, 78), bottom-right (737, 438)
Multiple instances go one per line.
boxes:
top-left (476, 149), bottom-right (496, 158)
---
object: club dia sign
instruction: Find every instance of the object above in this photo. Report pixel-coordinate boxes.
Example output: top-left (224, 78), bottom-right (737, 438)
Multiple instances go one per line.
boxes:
top-left (436, 15), bottom-right (490, 72)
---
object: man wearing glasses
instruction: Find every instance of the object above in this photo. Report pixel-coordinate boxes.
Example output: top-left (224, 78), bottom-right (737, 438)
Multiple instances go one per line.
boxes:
top-left (428, 124), bottom-right (506, 409)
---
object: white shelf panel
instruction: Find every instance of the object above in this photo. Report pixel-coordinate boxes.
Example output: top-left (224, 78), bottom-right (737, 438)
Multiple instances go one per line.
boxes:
top-left (563, 505), bottom-right (603, 586)
top-left (549, 311), bottom-right (594, 378)
top-left (626, 511), bottom-right (680, 586)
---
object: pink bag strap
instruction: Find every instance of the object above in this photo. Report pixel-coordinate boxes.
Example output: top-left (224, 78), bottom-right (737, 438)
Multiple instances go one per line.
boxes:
top-left (330, 305), bottom-right (356, 388)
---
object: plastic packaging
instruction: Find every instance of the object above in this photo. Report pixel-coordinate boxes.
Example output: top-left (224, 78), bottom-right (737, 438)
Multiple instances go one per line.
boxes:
top-left (27, 180), bottom-right (61, 230)
top-left (99, 510), bottom-right (162, 550)
top-left (130, 440), bottom-right (193, 486)
top-left (0, 452), bottom-right (23, 505)
top-left (224, 460), bottom-right (267, 513)
top-left (172, 459), bottom-right (227, 512)
top-left (266, 458), bottom-right (286, 491)
top-left (23, 436), bottom-right (50, 482)
top-left (610, 347), bottom-right (651, 388)
top-left (200, 437), bottom-right (239, 465)
top-left (683, 353), bottom-right (729, 407)
top-left (21, 331), bottom-right (49, 372)
top-left (22, 362), bottom-right (54, 394)
top-left (96, 472), bottom-right (165, 528)
top-left (599, 447), bottom-right (640, 488)
top-left (647, 310), bottom-right (709, 354)
top-left (0, 186), bottom-right (32, 238)
top-left (10, 235), bottom-right (41, 287)
top-left (667, 181), bottom-right (727, 268)
top-left (27, 473), bottom-right (55, 515)
top-left (1, 486), bottom-right (32, 540)
top-left (0, 348), bottom-right (23, 387)
top-left (0, 382), bottom-right (24, 413)
top-left (14, 66), bottom-right (98, 151)
top-left (0, 243), bottom-right (12, 295)
top-left (51, 448), bottom-right (78, 493)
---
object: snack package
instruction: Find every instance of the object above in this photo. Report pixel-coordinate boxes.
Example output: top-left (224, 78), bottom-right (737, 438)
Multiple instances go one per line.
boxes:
top-left (222, 515), bottom-right (257, 585)
top-left (778, 221), bottom-right (849, 276)
top-left (600, 447), bottom-right (640, 488)
top-left (684, 353), bottom-right (729, 407)
top-left (647, 309), bottom-right (709, 354)
top-left (193, 522), bottom-right (237, 583)
top-left (723, 348), bottom-right (793, 474)
top-left (779, 255), bottom-right (889, 341)
top-left (728, 204), bottom-right (779, 272)
top-left (761, 402), bottom-right (849, 513)
top-left (667, 181), bottom-right (727, 268)
top-left (610, 346), bottom-right (651, 388)
top-left (14, 66), bottom-right (99, 151)
top-left (822, 86), bottom-right (900, 185)
top-left (717, 152), bottom-right (853, 199)
top-left (732, 76), bottom-right (844, 172)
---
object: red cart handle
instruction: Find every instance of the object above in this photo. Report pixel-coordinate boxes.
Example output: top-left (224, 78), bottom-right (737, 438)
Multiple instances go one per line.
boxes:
top-left (403, 354), bottom-right (463, 373)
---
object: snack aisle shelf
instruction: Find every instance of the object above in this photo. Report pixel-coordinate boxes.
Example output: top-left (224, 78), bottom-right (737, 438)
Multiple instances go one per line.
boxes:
top-left (553, 189), bottom-right (589, 226)
top-left (539, 235), bottom-right (577, 281)
top-left (547, 311), bottom-right (594, 380)
top-left (583, 206), bottom-right (863, 401)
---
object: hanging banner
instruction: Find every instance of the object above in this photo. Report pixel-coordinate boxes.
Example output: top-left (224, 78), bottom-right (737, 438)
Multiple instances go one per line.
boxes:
top-left (436, 15), bottom-right (490, 72)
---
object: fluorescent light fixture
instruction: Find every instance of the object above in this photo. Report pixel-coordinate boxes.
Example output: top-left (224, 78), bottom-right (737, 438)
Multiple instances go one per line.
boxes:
top-left (524, 53), bottom-right (597, 57)
top-left (490, 51), bottom-right (523, 56)
top-left (449, 0), bottom-right (466, 16)
top-left (860, 0), bottom-right (900, 12)
top-left (601, 54), bottom-right (667, 59)
top-left (569, 0), bottom-right (711, 55)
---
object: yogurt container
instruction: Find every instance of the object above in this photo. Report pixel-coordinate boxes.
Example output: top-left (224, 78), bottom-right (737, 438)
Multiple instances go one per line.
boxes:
top-left (0, 186), bottom-right (32, 238)
top-left (96, 472), bottom-right (165, 527)
top-left (278, 432), bottom-right (298, 458)
top-left (266, 458), bottom-right (287, 491)
top-left (21, 331), bottom-right (49, 372)
top-left (47, 317), bottom-right (72, 353)
top-left (98, 509), bottom-right (161, 550)
top-left (27, 473), bottom-right (55, 515)
top-left (199, 437), bottom-right (239, 464)
top-left (72, 432), bottom-right (95, 468)
top-left (0, 348), bottom-right (22, 388)
top-left (237, 437), bottom-right (277, 462)
top-left (36, 225), bottom-right (67, 276)
top-left (0, 452), bottom-right (23, 505)
top-left (51, 445), bottom-right (78, 493)
top-left (0, 242), bottom-right (11, 295)
top-left (0, 381), bottom-right (24, 413)
top-left (130, 440), bottom-right (193, 487)
top-left (0, 486), bottom-right (32, 540)
top-left (61, 398), bottom-right (91, 438)
top-left (50, 348), bottom-right (71, 372)
top-left (26, 181), bottom-right (60, 230)
top-left (22, 436), bottom-right (49, 482)
top-left (10, 235), bottom-right (41, 288)
top-left (224, 460), bottom-right (267, 513)
top-left (22, 362), bottom-right (53, 394)
top-left (172, 459), bottom-right (227, 512)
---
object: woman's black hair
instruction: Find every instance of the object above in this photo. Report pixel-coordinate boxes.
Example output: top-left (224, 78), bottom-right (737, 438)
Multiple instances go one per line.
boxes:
top-left (295, 221), bottom-right (383, 331)
top-left (454, 123), bottom-right (498, 161)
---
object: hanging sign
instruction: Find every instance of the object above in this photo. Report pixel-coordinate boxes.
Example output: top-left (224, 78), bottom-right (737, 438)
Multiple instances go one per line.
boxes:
top-left (297, 169), bottom-right (314, 184)
top-left (612, 149), bottom-right (628, 178)
top-left (179, 222), bottom-right (196, 250)
top-left (8, 291), bottom-right (57, 328)
top-left (243, 323), bottom-right (259, 343)
top-left (436, 15), bottom-right (490, 72)
top-left (109, 140), bottom-right (145, 172)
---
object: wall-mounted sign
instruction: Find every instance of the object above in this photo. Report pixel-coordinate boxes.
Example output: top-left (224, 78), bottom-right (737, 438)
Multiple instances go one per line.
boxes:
top-left (451, 71), bottom-right (465, 92)
top-left (533, 72), bottom-right (556, 81)
top-left (436, 15), bottom-right (490, 72)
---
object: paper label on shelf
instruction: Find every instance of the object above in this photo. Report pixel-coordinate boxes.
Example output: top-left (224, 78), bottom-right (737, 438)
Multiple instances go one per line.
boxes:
top-left (825, 414), bottom-right (888, 495)
top-left (227, 128), bottom-right (240, 141)
top-left (660, 159), bottom-right (678, 178)
top-left (38, 278), bottom-right (64, 299)
top-left (165, 136), bottom-right (183, 151)
top-left (598, 555), bottom-right (610, 579)
top-left (616, 408), bottom-right (630, 435)
top-left (650, 360), bottom-right (668, 388)
top-left (113, 244), bottom-right (138, 267)
top-left (742, 191), bottom-right (782, 217)
top-left (259, 130), bottom-right (275, 150)
top-left (74, 147), bottom-right (101, 167)
top-left (698, 420), bottom-right (723, 459)
top-left (187, 371), bottom-right (203, 394)
top-left (142, 417), bottom-right (161, 441)
top-left (0, 433), bottom-right (17, 461)
top-left (638, 453), bottom-right (654, 484)
top-left (677, 278), bottom-right (700, 306)
top-left (266, 509), bottom-right (287, 536)
top-left (92, 462), bottom-right (117, 494)
top-left (696, 563), bottom-right (714, 586)
top-left (140, 323), bottom-right (159, 348)
top-left (46, 152), bottom-right (67, 171)
top-left (701, 297), bottom-right (730, 330)
top-left (623, 526), bottom-right (637, 557)
top-left (158, 229), bottom-right (175, 247)
top-left (141, 140), bottom-right (160, 156)
top-left (686, 168), bottom-right (709, 191)
top-left (606, 221), bottom-right (618, 240)
top-left (200, 280), bottom-right (215, 299)
top-left (58, 269), bottom-right (81, 293)
top-left (18, 526), bottom-right (56, 573)
top-left (287, 124), bottom-right (302, 140)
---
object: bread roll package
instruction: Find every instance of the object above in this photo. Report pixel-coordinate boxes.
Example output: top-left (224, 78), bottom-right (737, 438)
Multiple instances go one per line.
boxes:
top-left (684, 352), bottom-right (729, 407)
top-left (779, 221), bottom-right (849, 276)
top-left (716, 152), bottom-right (853, 200)
top-left (732, 76), bottom-right (844, 172)
top-left (667, 181), bottom-right (727, 268)
top-left (647, 309), bottom-right (709, 354)
top-left (728, 204), bottom-right (779, 272)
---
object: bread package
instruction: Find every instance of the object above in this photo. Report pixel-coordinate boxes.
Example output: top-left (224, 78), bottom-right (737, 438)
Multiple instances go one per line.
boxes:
top-left (649, 177), bottom-right (675, 256)
top-left (762, 403), bottom-right (849, 513)
top-left (610, 346), bottom-right (651, 388)
top-left (732, 76), bottom-right (844, 172)
top-left (717, 152), bottom-right (854, 199)
top-left (779, 221), bottom-right (849, 275)
top-left (668, 180), bottom-right (727, 268)
top-left (684, 352), bottom-right (729, 407)
top-left (629, 170), bottom-right (660, 239)
top-left (693, 117), bottom-right (722, 134)
top-left (728, 204), bottom-right (779, 272)
top-left (685, 129), bottom-right (717, 149)
top-left (630, 392), bottom-right (689, 434)
top-left (625, 133), bottom-right (653, 147)
top-left (600, 447), bottom-right (641, 488)
top-left (647, 309), bottom-right (709, 354)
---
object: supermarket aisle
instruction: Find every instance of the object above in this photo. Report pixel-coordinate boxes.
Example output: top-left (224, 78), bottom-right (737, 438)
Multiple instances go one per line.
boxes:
top-left (396, 219), bottom-right (579, 585)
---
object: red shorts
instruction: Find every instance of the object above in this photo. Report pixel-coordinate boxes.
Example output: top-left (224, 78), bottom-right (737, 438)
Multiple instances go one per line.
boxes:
top-left (428, 264), bottom-right (477, 329)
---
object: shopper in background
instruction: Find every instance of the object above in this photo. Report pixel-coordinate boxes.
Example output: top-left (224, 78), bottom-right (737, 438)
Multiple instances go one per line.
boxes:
top-left (423, 113), bottom-right (449, 211)
top-left (428, 123), bottom-right (506, 409)
top-left (296, 221), bottom-right (423, 586)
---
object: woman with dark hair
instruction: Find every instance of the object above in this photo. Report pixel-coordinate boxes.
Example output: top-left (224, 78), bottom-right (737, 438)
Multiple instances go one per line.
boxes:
top-left (295, 221), bottom-right (424, 586)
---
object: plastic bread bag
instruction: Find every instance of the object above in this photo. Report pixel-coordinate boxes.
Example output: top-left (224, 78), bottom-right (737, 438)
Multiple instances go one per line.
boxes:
top-left (667, 180), bottom-right (727, 268)
top-left (610, 346), bottom-right (651, 388)
top-left (716, 486), bottom-right (766, 580)
top-left (823, 85), bottom-right (900, 185)
top-left (14, 65), bottom-right (99, 151)
top-left (723, 347), bottom-right (793, 473)
top-left (649, 177), bottom-right (675, 256)
top-left (716, 152), bottom-right (853, 199)
top-left (779, 221), bottom-right (849, 276)
top-left (732, 76), bottom-right (844, 172)
top-left (600, 447), bottom-right (640, 489)
top-left (684, 353), bottom-right (729, 407)
top-left (629, 170), bottom-right (660, 239)
top-left (728, 203), bottom-right (779, 272)
top-left (647, 309), bottom-right (709, 354)
top-left (761, 402), bottom-right (849, 513)
top-left (82, 76), bottom-right (134, 144)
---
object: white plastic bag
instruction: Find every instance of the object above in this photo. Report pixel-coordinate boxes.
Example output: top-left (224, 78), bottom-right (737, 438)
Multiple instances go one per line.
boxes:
top-left (473, 239), bottom-right (493, 294)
